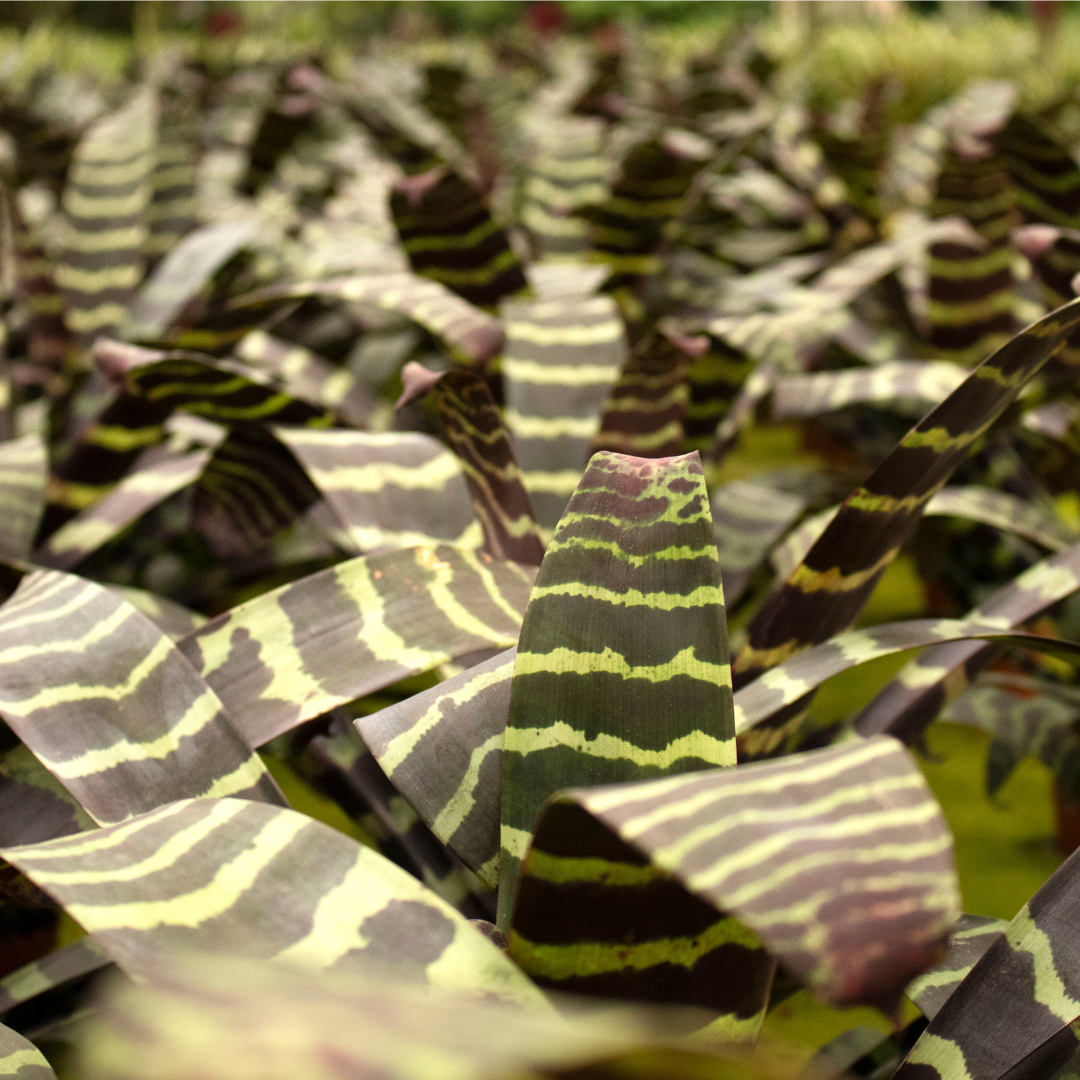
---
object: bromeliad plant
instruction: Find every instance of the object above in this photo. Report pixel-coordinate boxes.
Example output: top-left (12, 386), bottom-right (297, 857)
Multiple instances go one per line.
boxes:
top-left (6, 9), bottom-right (1080, 1080)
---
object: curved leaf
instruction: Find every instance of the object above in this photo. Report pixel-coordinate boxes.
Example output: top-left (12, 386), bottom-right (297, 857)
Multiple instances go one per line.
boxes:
top-left (854, 541), bottom-right (1080, 744)
top-left (227, 274), bottom-right (505, 366)
top-left (0, 570), bottom-right (285, 824)
top-left (511, 735), bottom-right (959, 1014)
top-left (397, 363), bottom-right (543, 565)
top-left (0, 798), bottom-right (546, 1009)
top-left (177, 544), bottom-right (534, 748)
top-left (0, 937), bottom-right (111, 1015)
top-left (0, 1022), bottom-right (56, 1080)
top-left (732, 297), bottom-right (1080, 694)
top-left (274, 428), bottom-right (480, 554)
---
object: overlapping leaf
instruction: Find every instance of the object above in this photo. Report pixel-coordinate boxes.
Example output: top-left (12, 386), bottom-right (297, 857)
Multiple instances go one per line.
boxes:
top-left (0, 569), bottom-right (285, 823)
top-left (177, 544), bottom-right (533, 748)
top-left (732, 296), bottom-right (1080, 697)
top-left (0, 1023), bottom-right (56, 1080)
top-left (0, 798), bottom-right (544, 1008)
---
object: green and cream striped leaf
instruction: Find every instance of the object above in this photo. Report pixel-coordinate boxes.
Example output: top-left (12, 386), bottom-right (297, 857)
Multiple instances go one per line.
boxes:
top-left (904, 913), bottom-right (1008, 1021)
top-left (732, 296), bottom-right (1080, 693)
top-left (391, 169), bottom-right (528, 311)
top-left (397, 363), bottom-right (543, 565)
top-left (895, 842), bottom-right (1080, 1080)
top-left (0, 798), bottom-right (545, 1009)
top-left (771, 362), bottom-right (969, 420)
top-left (357, 647), bottom-right (517, 888)
top-left (591, 331), bottom-right (695, 459)
top-left (227, 274), bottom-right (505, 366)
top-left (235, 331), bottom-right (374, 428)
top-left (104, 586), bottom-right (206, 642)
top-left (0, 742), bottom-right (96, 850)
top-left (35, 447), bottom-right (210, 570)
top-left (0, 435), bottom-right (46, 562)
top-left (0, 938), bottom-right (111, 1018)
top-left (734, 617), bottom-right (1080, 758)
top-left (0, 1023), bottom-right (56, 1080)
top-left (273, 429), bottom-right (480, 555)
top-left (942, 682), bottom-right (1080, 799)
top-left (854, 540), bottom-right (1080, 745)
top-left (500, 294), bottom-right (625, 532)
top-left (499, 451), bottom-right (734, 928)
top-left (0, 570), bottom-right (285, 824)
top-left (511, 734), bottom-right (959, 1014)
top-left (521, 117), bottom-right (607, 260)
top-left (143, 96), bottom-right (199, 269)
top-left (177, 544), bottom-right (534, 749)
top-left (56, 88), bottom-right (156, 341)
top-left (300, 715), bottom-right (493, 918)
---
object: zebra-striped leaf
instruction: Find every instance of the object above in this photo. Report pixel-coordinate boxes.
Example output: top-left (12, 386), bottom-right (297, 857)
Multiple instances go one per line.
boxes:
top-left (591, 331), bottom-right (702, 459)
top-left (56, 89), bottom-right (156, 342)
top-left (35, 447), bottom-right (210, 570)
top-left (235, 331), bottom-right (374, 428)
top-left (0, 937), bottom-right (111, 1016)
top-left (904, 914), bottom-right (1007, 1021)
top-left (501, 295), bottom-right (626, 532)
top-left (397, 362), bottom-right (543, 565)
top-left (732, 296), bottom-right (1080, 695)
top-left (499, 451), bottom-right (734, 931)
top-left (771, 361), bottom-right (968, 420)
top-left (0, 436), bottom-right (46, 562)
top-left (854, 541), bottom-right (1080, 744)
top-left (511, 735), bottom-right (959, 1015)
top-left (0, 798), bottom-right (545, 1009)
top-left (0, 569), bottom-right (285, 824)
top-left (0, 1023), bottom-right (55, 1080)
top-left (274, 428), bottom-right (480, 555)
top-left (357, 647), bottom-right (517, 887)
top-left (177, 544), bottom-right (534, 748)
top-left (227, 273), bottom-right (504, 366)
top-left (391, 169), bottom-right (527, 311)
top-left (735, 617), bottom-right (1080, 758)
top-left (895, 843), bottom-right (1080, 1080)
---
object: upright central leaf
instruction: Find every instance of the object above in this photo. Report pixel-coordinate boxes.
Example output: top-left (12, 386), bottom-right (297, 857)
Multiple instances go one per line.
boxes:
top-left (498, 450), bottom-right (733, 926)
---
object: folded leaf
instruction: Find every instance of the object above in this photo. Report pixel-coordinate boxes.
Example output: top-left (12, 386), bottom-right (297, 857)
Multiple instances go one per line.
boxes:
top-left (511, 735), bottom-right (959, 1014)
top-left (732, 297), bottom-right (1080, 694)
top-left (499, 451), bottom-right (734, 930)
top-left (1, 798), bottom-right (546, 1009)
top-left (0, 570), bottom-right (285, 824)
top-left (178, 544), bottom-right (534, 748)
top-left (398, 363), bottom-right (543, 565)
